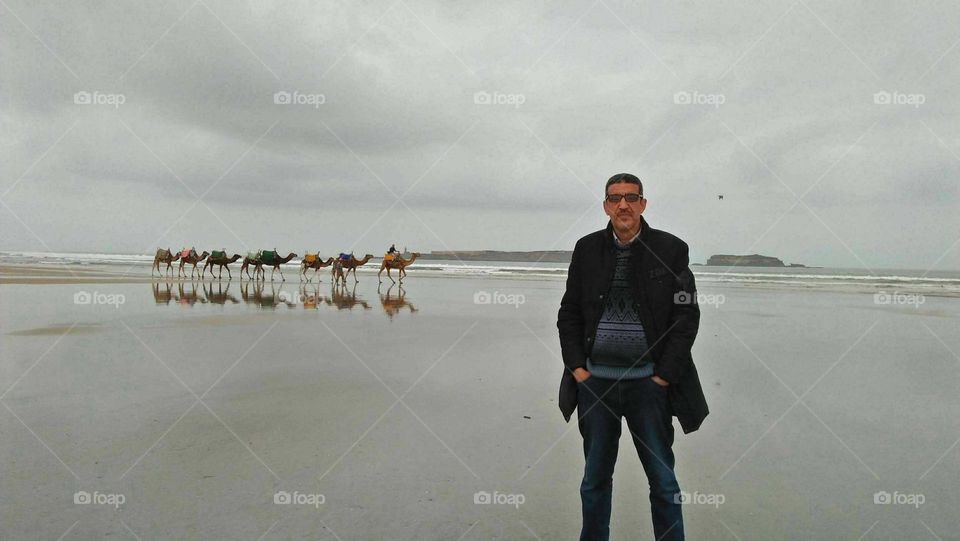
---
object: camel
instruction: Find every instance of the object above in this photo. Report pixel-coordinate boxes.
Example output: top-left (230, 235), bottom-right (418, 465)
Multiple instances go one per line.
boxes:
top-left (178, 248), bottom-right (210, 279)
top-left (240, 251), bottom-right (262, 280)
top-left (378, 252), bottom-right (420, 283)
top-left (151, 248), bottom-right (181, 276)
top-left (300, 254), bottom-right (335, 282)
top-left (202, 252), bottom-right (242, 279)
top-left (332, 254), bottom-right (373, 285)
top-left (256, 249), bottom-right (298, 281)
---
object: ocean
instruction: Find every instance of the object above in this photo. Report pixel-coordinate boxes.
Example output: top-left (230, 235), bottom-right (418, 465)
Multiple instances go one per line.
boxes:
top-left (1, 250), bottom-right (959, 296)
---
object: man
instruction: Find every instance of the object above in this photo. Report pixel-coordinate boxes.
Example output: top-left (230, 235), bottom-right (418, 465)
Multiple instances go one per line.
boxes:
top-left (557, 173), bottom-right (708, 541)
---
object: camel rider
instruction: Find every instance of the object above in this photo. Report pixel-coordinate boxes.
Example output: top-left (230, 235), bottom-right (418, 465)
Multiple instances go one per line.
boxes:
top-left (385, 244), bottom-right (397, 262)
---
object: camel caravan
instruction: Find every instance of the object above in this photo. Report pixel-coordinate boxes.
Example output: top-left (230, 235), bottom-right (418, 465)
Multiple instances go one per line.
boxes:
top-left (153, 244), bottom-right (420, 284)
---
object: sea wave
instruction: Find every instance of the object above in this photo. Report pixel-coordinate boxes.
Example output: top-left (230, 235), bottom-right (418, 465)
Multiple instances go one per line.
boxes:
top-left (2, 251), bottom-right (959, 292)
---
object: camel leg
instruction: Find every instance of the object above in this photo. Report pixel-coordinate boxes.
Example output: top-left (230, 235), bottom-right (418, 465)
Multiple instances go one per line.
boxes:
top-left (278, 265), bottom-right (285, 281)
top-left (224, 266), bottom-right (230, 279)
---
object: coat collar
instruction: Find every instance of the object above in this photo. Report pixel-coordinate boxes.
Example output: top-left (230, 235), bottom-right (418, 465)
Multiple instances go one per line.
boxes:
top-left (603, 215), bottom-right (651, 251)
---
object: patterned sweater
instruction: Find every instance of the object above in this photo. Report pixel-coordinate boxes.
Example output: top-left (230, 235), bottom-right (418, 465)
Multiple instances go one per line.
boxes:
top-left (586, 227), bottom-right (654, 379)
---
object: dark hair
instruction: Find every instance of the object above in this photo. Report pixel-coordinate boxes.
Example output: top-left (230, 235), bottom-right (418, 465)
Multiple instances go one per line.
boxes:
top-left (605, 173), bottom-right (643, 196)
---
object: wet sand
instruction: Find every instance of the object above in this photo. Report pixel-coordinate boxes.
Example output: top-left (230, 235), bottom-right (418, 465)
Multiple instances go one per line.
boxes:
top-left (2, 265), bottom-right (959, 539)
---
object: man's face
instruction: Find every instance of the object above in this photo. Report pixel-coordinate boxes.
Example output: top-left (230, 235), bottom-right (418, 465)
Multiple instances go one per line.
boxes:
top-left (603, 182), bottom-right (646, 232)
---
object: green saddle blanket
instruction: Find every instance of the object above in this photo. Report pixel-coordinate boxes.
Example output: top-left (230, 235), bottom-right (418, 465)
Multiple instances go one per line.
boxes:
top-left (211, 250), bottom-right (226, 259)
top-left (260, 250), bottom-right (279, 265)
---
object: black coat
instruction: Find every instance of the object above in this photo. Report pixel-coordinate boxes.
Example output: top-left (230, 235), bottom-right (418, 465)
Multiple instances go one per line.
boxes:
top-left (557, 216), bottom-right (709, 434)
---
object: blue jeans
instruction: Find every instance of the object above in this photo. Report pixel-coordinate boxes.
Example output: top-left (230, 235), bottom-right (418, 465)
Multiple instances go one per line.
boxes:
top-left (577, 375), bottom-right (683, 541)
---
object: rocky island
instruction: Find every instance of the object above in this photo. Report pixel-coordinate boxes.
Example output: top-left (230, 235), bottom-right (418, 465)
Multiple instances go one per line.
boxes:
top-left (705, 254), bottom-right (805, 267)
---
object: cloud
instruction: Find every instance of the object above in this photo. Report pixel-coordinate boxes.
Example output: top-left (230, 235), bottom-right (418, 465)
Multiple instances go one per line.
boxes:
top-left (1, 0), bottom-right (959, 269)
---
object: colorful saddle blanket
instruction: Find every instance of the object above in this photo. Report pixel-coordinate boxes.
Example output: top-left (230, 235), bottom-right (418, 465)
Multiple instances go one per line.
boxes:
top-left (179, 248), bottom-right (194, 259)
top-left (338, 253), bottom-right (352, 261)
top-left (211, 250), bottom-right (226, 259)
top-left (303, 253), bottom-right (318, 264)
top-left (260, 250), bottom-right (279, 265)
top-left (383, 253), bottom-right (396, 262)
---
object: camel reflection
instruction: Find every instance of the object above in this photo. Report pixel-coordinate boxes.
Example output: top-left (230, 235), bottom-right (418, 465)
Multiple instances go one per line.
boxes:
top-left (203, 281), bottom-right (239, 305)
top-left (378, 283), bottom-right (417, 320)
top-left (152, 282), bottom-right (175, 305)
top-left (329, 282), bottom-right (371, 311)
top-left (297, 283), bottom-right (327, 309)
top-left (176, 280), bottom-right (206, 306)
top-left (240, 280), bottom-right (297, 309)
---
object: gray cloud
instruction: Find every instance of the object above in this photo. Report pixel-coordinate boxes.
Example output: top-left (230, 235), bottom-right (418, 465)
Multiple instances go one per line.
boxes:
top-left (2, 0), bottom-right (959, 269)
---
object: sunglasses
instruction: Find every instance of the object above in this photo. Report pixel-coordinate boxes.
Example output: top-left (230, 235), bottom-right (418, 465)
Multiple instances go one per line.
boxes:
top-left (605, 193), bottom-right (643, 203)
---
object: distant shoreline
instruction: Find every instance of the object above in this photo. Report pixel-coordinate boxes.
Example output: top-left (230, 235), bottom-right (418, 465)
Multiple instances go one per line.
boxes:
top-left (420, 250), bottom-right (572, 263)
top-left (421, 250), bottom-right (813, 267)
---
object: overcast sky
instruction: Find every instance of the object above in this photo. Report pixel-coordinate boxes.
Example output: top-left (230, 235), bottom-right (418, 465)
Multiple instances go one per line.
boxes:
top-left (2, 0), bottom-right (959, 270)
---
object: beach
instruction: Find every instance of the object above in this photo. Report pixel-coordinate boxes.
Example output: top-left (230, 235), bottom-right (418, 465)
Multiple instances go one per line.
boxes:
top-left (2, 260), bottom-right (960, 540)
